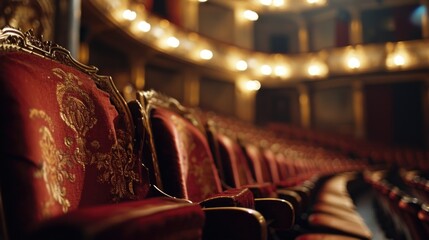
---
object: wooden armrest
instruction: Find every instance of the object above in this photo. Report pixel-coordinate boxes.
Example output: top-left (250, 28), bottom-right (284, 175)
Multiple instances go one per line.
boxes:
top-left (202, 207), bottom-right (267, 240)
top-left (254, 198), bottom-right (295, 231)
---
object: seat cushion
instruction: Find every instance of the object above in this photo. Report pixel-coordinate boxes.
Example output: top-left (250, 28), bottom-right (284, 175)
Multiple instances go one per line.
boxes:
top-left (32, 197), bottom-right (205, 240)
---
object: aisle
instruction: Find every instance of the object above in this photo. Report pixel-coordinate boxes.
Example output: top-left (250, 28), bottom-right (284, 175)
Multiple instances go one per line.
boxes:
top-left (354, 189), bottom-right (388, 240)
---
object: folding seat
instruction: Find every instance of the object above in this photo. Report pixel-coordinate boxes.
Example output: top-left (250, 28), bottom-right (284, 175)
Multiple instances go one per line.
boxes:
top-left (418, 203), bottom-right (429, 237)
top-left (0, 27), bottom-right (205, 240)
top-left (208, 130), bottom-right (303, 217)
top-left (398, 195), bottom-right (427, 240)
top-left (207, 119), bottom-right (372, 239)
top-left (134, 90), bottom-right (295, 238)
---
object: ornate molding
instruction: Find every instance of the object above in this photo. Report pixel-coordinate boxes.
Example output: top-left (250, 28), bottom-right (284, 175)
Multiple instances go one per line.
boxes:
top-left (0, 26), bottom-right (135, 143)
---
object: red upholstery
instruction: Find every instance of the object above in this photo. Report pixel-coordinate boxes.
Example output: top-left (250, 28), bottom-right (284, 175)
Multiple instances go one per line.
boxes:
top-left (0, 52), bottom-right (146, 238)
top-left (0, 29), bottom-right (205, 240)
top-left (215, 133), bottom-right (275, 198)
top-left (33, 198), bottom-right (204, 240)
top-left (150, 107), bottom-right (254, 208)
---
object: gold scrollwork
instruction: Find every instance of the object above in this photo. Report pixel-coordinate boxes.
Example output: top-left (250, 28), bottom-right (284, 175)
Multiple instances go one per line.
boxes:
top-left (31, 113), bottom-right (75, 216)
top-left (32, 67), bottom-right (139, 214)
top-left (171, 114), bottom-right (217, 199)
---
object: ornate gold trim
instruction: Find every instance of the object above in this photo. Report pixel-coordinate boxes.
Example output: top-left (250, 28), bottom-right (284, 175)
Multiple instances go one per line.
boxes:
top-left (0, 27), bottom-right (135, 143)
top-left (0, 26), bottom-right (141, 204)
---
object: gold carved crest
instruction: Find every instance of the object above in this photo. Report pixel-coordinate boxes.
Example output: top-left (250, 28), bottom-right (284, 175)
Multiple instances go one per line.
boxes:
top-left (33, 68), bottom-right (139, 216)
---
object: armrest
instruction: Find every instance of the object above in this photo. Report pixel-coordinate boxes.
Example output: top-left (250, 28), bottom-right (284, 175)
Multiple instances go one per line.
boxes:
top-left (200, 188), bottom-right (254, 209)
top-left (242, 182), bottom-right (277, 198)
top-left (277, 189), bottom-right (302, 216)
top-left (202, 207), bottom-right (267, 240)
top-left (30, 197), bottom-right (205, 240)
top-left (254, 198), bottom-right (294, 231)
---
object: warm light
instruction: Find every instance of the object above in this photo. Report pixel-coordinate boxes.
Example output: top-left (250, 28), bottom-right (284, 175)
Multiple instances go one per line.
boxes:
top-left (122, 9), bottom-right (137, 21)
top-left (274, 65), bottom-right (288, 77)
top-left (347, 56), bottom-right (361, 69)
top-left (260, 0), bottom-right (272, 6)
top-left (260, 65), bottom-right (272, 75)
top-left (200, 49), bottom-right (213, 60)
top-left (137, 21), bottom-right (151, 32)
top-left (199, 0), bottom-right (207, 2)
top-left (166, 36), bottom-right (180, 48)
top-left (273, 0), bottom-right (285, 6)
top-left (244, 80), bottom-right (261, 91)
top-left (393, 54), bottom-right (405, 66)
top-left (152, 26), bottom-right (164, 37)
top-left (243, 10), bottom-right (259, 21)
top-left (308, 64), bottom-right (321, 76)
top-left (235, 60), bottom-right (248, 71)
top-left (306, 0), bottom-right (319, 4)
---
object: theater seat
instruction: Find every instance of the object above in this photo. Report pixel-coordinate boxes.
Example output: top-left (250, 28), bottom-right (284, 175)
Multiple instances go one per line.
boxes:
top-left (134, 90), bottom-right (295, 235)
top-left (0, 27), bottom-right (204, 240)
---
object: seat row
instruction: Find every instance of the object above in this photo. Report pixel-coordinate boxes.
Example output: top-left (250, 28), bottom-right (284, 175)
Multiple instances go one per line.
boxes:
top-left (365, 170), bottom-right (429, 240)
top-left (0, 26), bottom-right (372, 240)
top-left (269, 123), bottom-right (429, 171)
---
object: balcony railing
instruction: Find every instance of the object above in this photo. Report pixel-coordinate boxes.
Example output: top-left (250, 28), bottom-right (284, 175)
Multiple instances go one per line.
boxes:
top-left (90, 0), bottom-right (429, 85)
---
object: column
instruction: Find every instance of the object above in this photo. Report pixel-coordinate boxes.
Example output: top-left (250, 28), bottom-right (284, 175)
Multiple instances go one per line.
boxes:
top-left (352, 81), bottom-right (365, 139)
top-left (181, 0), bottom-right (199, 31)
top-left (348, 8), bottom-right (362, 44)
top-left (233, 8), bottom-right (254, 49)
top-left (297, 17), bottom-right (309, 53)
top-left (235, 82), bottom-right (257, 123)
top-left (55, 0), bottom-right (81, 58)
top-left (298, 83), bottom-right (311, 128)
top-left (131, 57), bottom-right (146, 91)
top-left (183, 70), bottom-right (200, 107)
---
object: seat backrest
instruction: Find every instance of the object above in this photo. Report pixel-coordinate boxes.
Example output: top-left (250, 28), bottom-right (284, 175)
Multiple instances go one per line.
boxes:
top-left (241, 142), bottom-right (273, 184)
top-left (214, 132), bottom-right (256, 188)
top-left (138, 90), bottom-right (223, 203)
top-left (0, 27), bottom-right (147, 239)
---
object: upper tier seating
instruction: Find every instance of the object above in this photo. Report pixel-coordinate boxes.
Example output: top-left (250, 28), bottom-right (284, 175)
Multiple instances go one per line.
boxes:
top-left (0, 26), bottom-right (205, 240)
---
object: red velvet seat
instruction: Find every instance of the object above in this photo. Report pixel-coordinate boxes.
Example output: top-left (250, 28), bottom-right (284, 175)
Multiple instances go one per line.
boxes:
top-left (0, 27), bottom-right (204, 240)
top-left (135, 90), bottom-right (295, 236)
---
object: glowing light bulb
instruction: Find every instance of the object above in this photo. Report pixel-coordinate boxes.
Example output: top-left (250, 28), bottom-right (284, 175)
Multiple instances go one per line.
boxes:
top-left (274, 65), bottom-right (288, 77)
top-left (260, 0), bottom-right (272, 6)
top-left (393, 54), bottom-right (405, 66)
top-left (273, 0), bottom-right (284, 6)
top-left (122, 9), bottom-right (137, 21)
top-left (137, 21), bottom-right (151, 32)
top-left (166, 36), bottom-right (180, 48)
top-left (347, 56), bottom-right (361, 69)
top-left (200, 49), bottom-right (213, 60)
top-left (308, 64), bottom-right (321, 76)
top-left (245, 80), bottom-right (261, 91)
top-left (307, 0), bottom-right (319, 4)
top-left (236, 60), bottom-right (248, 71)
top-left (243, 10), bottom-right (259, 21)
top-left (260, 65), bottom-right (272, 75)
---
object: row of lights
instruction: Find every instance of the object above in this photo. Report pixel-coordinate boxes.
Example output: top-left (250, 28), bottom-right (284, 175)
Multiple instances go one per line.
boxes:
top-left (122, 9), bottom-right (214, 61)
top-left (119, 4), bottom-right (411, 92)
top-left (259, 0), bottom-right (325, 7)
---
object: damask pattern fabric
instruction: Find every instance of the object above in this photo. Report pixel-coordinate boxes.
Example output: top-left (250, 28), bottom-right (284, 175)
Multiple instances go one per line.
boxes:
top-left (0, 52), bottom-right (145, 238)
top-left (150, 107), bottom-right (223, 202)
